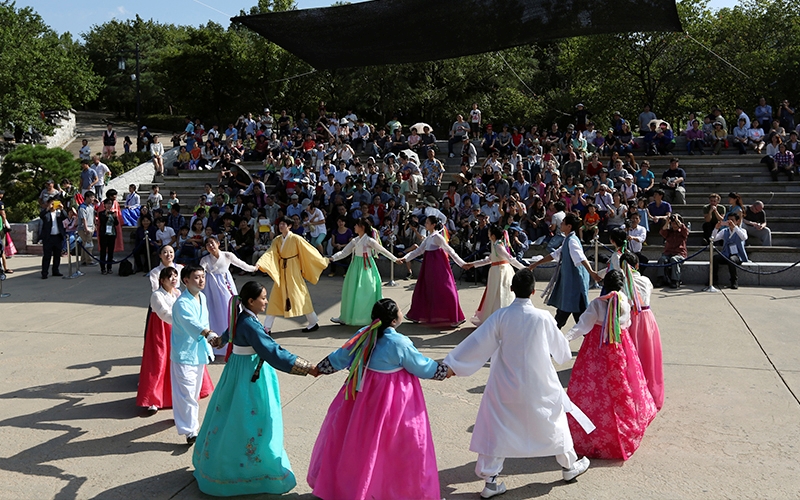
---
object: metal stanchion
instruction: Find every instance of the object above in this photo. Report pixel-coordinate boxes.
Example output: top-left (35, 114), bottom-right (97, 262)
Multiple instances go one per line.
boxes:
top-left (145, 232), bottom-right (152, 272)
top-left (702, 239), bottom-right (719, 293)
top-left (386, 233), bottom-right (398, 287)
top-left (67, 233), bottom-right (84, 279)
top-left (0, 271), bottom-right (9, 298)
top-left (590, 235), bottom-right (601, 289)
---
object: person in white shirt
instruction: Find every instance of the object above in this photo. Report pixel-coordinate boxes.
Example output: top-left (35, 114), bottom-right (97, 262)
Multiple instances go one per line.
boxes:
top-left (155, 217), bottom-right (177, 248)
top-left (480, 195), bottom-right (502, 223)
top-left (469, 103), bottom-right (482, 139)
top-left (79, 139), bottom-right (92, 161)
top-left (151, 135), bottom-right (165, 176)
top-left (625, 212), bottom-right (648, 264)
top-left (445, 270), bottom-right (592, 497)
top-left (333, 161), bottom-right (351, 185)
top-left (148, 186), bottom-right (163, 210)
top-left (91, 156), bottom-right (111, 199)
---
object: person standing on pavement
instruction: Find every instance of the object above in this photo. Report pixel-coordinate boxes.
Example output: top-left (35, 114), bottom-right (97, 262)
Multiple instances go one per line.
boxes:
top-left (80, 160), bottom-right (98, 196)
top-left (656, 214), bottom-right (689, 288)
top-left (77, 191), bottom-right (97, 266)
top-left (38, 198), bottom-right (67, 279)
top-left (102, 123), bottom-right (117, 159)
top-left (0, 189), bottom-right (11, 274)
top-left (711, 212), bottom-right (748, 290)
top-left (92, 156), bottom-right (111, 200)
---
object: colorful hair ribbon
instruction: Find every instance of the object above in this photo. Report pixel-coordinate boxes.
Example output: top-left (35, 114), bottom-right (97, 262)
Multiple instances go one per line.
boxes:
top-left (598, 291), bottom-right (622, 346)
top-left (342, 318), bottom-right (382, 399)
top-left (502, 230), bottom-right (512, 255)
top-left (622, 261), bottom-right (643, 314)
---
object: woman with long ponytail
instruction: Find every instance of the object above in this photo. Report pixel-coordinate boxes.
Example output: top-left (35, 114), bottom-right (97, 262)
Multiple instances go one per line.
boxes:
top-left (192, 281), bottom-right (316, 496)
top-left (308, 298), bottom-right (451, 500)
top-left (398, 214), bottom-right (469, 326)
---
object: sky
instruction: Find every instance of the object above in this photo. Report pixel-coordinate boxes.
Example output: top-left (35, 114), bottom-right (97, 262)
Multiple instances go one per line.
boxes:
top-left (21, 0), bottom-right (739, 40)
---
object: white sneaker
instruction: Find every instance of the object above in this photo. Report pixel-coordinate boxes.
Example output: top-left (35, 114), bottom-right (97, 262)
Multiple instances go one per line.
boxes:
top-left (563, 456), bottom-right (590, 481)
top-left (330, 317), bottom-right (343, 324)
top-left (480, 480), bottom-right (506, 498)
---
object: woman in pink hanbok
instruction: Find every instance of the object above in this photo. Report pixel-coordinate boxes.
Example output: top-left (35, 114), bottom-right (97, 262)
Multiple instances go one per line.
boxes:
top-left (565, 270), bottom-right (657, 460)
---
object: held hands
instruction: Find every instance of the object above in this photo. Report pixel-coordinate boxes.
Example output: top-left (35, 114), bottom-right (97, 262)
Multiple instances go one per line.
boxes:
top-left (308, 365), bottom-right (320, 377)
top-left (396, 258), bottom-right (406, 264)
top-left (462, 263), bottom-right (474, 270)
top-left (590, 271), bottom-right (603, 283)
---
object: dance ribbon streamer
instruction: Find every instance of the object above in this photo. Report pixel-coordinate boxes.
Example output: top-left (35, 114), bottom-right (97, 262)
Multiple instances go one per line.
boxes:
top-left (342, 319), bottom-right (382, 399)
top-left (599, 291), bottom-right (622, 346)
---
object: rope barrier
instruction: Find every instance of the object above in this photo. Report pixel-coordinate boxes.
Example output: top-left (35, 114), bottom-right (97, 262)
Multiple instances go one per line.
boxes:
top-left (713, 248), bottom-right (800, 275)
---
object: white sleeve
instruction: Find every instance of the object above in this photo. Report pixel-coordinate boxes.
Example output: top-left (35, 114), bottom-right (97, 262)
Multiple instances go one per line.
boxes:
top-left (444, 312), bottom-right (501, 376)
top-left (402, 237), bottom-right (427, 261)
top-left (565, 299), bottom-right (603, 341)
top-left (150, 291), bottom-right (174, 324)
top-left (732, 226), bottom-right (747, 240)
top-left (366, 237), bottom-right (397, 262)
top-left (566, 236), bottom-right (588, 267)
top-left (494, 243), bottom-right (526, 270)
top-left (549, 244), bottom-right (563, 262)
top-left (471, 256), bottom-right (492, 268)
top-left (223, 251), bottom-right (257, 273)
top-left (434, 233), bottom-right (467, 267)
top-left (711, 228), bottom-right (723, 241)
top-left (331, 237), bottom-right (358, 261)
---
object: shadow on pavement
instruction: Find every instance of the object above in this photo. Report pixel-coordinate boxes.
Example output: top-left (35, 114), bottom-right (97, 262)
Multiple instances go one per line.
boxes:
top-left (440, 458), bottom-right (569, 498)
top-left (0, 357), bottom-right (184, 499)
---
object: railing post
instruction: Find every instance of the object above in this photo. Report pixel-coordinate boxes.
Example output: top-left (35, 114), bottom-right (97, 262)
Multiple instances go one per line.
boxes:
top-left (387, 232), bottom-right (397, 287)
top-left (145, 233), bottom-right (152, 272)
top-left (590, 235), bottom-right (601, 289)
top-left (703, 239), bottom-right (719, 293)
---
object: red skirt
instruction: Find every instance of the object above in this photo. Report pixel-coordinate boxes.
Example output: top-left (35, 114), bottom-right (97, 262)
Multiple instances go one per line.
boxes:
top-left (136, 310), bottom-right (214, 408)
top-left (567, 325), bottom-right (657, 460)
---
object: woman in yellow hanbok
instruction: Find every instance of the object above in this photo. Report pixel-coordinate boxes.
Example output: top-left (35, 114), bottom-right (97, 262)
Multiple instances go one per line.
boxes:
top-left (257, 216), bottom-right (329, 333)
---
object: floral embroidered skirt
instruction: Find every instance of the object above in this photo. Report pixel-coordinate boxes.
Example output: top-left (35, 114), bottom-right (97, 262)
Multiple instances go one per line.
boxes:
top-left (192, 352), bottom-right (296, 496)
top-left (566, 325), bottom-right (657, 460)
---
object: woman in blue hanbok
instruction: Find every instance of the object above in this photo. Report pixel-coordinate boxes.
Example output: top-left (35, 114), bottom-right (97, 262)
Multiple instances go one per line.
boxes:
top-left (192, 281), bottom-right (314, 497)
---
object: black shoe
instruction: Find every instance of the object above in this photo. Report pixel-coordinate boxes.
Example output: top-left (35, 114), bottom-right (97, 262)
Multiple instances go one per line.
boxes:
top-left (731, 282), bottom-right (739, 290)
top-left (186, 435), bottom-right (197, 446)
top-left (41, 274), bottom-right (48, 279)
top-left (668, 280), bottom-right (679, 289)
top-left (301, 323), bottom-right (319, 333)
top-left (52, 271), bottom-right (63, 277)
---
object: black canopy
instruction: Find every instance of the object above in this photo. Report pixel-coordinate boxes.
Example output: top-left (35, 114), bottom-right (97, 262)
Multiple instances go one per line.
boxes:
top-left (232, 0), bottom-right (682, 69)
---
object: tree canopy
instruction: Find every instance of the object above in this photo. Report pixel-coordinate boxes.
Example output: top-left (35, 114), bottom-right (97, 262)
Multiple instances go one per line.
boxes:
top-left (0, 1), bottom-right (102, 135)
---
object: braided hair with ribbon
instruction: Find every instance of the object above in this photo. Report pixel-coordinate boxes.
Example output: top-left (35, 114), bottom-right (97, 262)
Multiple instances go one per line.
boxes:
top-left (598, 270), bottom-right (625, 346)
top-left (340, 298), bottom-right (400, 399)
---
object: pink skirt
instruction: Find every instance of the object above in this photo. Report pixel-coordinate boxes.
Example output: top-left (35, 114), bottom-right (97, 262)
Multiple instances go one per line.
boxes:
top-left (307, 369), bottom-right (441, 500)
top-left (407, 248), bottom-right (465, 325)
top-left (567, 325), bottom-right (657, 460)
top-left (628, 308), bottom-right (664, 410)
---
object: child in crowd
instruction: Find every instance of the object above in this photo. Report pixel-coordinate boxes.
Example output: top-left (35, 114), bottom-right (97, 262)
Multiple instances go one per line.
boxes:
top-left (308, 298), bottom-right (450, 500)
top-left (166, 191), bottom-right (180, 211)
top-left (636, 198), bottom-right (650, 233)
top-left (148, 185), bottom-right (163, 210)
top-left (123, 136), bottom-right (132, 154)
top-left (565, 271), bottom-right (656, 460)
top-left (579, 203), bottom-right (599, 243)
top-left (175, 226), bottom-right (190, 262)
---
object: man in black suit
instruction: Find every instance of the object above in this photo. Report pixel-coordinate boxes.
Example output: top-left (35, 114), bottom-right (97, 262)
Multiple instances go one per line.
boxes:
top-left (39, 198), bottom-right (67, 279)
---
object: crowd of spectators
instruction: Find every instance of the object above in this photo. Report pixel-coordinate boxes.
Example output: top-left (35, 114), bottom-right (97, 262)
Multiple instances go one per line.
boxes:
top-left (32, 98), bottom-right (791, 281)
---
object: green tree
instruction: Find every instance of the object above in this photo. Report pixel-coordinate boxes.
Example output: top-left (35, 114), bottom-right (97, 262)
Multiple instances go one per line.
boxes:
top-left (0, 145), bottom-right (81, 222)
top-left (0, 1), bottom-right (102, 135)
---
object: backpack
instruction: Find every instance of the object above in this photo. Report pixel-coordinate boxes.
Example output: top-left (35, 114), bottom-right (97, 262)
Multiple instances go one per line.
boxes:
top-left (118, 259), bottom-right (134, 277)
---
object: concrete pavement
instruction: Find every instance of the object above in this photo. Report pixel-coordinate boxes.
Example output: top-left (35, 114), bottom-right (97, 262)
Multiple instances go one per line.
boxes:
top-left (0, 255), bottom-right (798, 499)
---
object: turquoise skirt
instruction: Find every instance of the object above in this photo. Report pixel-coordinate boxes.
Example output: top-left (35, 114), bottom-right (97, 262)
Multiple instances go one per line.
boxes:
top-left (192, 352), bottom-right (296, 497)
top-left (340, 255), bottom-right (383, 326)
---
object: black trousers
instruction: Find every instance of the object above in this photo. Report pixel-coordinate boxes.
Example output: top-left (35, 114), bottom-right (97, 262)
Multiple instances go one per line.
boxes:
top-left (99, 235), bottom-right (116, 271)
top-left (41, 233), bottom-right (64, 276)
top-left (555, 308), bottom-right (584, 329)
top-left (713, 253), bottom-right (741, 286)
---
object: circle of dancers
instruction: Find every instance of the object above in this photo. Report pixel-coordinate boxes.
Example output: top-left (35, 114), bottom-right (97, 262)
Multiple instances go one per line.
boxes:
top-left (135, 220), bottom-right (664, 498)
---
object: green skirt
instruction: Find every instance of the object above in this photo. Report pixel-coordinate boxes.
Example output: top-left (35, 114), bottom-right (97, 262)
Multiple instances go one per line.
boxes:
top-left (192, 352), bottom-right (296, 497)
top-left (340, 255), bottom-right (383, 325)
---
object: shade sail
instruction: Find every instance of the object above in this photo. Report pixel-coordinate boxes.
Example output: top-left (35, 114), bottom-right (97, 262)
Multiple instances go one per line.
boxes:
top-left (232, 0), bottom-right (682, 69)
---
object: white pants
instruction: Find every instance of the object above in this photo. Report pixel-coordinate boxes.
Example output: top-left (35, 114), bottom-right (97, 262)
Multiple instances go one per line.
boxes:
top-left (475, 449), bottom-right (578, 480)
top-left (263, 311), bottom-right (318, 331)
top-left (170, 361), bottom-right (204, 437)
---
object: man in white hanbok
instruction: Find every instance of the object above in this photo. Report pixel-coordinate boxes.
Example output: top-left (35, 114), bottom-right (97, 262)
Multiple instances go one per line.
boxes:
top-left (444, 270), bottom-right (593, 498)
